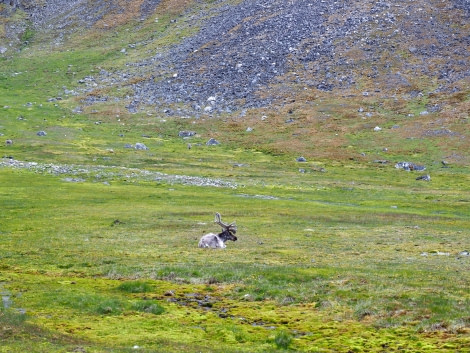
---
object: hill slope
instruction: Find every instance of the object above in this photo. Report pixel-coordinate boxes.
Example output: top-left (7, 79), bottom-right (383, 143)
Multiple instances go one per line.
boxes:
top-left (2, 0), bottom-right (469, 112)
top-left (2, 0), bottom-right (467, 162)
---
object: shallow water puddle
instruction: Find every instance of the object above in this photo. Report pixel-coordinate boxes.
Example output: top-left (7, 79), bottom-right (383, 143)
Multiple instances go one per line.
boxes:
top-left (2, 295), bottom-right (12, 309)
top-left (1, 282), bottom-right (26, 314)
top-left (1, 282), bottom-right (12, 309)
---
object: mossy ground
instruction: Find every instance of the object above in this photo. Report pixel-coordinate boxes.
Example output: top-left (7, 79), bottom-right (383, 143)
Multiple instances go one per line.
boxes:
top-left (1, 1), bottom-right (469, 352)
top-left (1, 155), bottom-right (469, 352)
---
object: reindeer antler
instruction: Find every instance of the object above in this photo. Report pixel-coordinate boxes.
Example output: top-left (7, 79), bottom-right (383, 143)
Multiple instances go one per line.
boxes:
top-left (214, 212), bottom-right (226, 227)
top-left (227, 221), bottom-right (237, 233)
top-left (214, 213), bottom-right (237, 233)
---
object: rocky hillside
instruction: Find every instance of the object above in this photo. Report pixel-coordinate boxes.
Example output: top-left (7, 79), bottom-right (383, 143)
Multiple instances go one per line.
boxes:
top-left (1, 0), bottom-right (469, 116)
top-left (0, 0), bottom-right (162, 47)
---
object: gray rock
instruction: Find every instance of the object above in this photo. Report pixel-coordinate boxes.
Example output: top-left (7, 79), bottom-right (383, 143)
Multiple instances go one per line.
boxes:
top-left (5, 139), bottom-right (13, 145)
top-left (135, 142), bottom-right (149, 150)
top-left (296, 156), bottom-right (307, 162)
top-left (428, 105), bottom-right (442, 113)
top-left (178, 131), bottom-right (196, 138)
top-left (0, 47), bottom-right (7, 54)
top-left (206, 138), bottom-right (220, 146)
top-left (423, 129), bottom-right (456, 137)
top-left (36, 131), bottom-right (47, 136)
top-left (416, 174), bottom-right (431, 181)
top-left (63, 177), bottom-right (85, 183)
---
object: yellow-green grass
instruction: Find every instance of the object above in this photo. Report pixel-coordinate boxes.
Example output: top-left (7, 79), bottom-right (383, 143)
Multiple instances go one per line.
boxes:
top-left (1, 160), bottom-right (469, 352)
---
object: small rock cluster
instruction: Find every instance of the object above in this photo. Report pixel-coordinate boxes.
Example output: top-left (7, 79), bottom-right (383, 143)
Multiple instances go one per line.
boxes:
top-left (395, 162), bottom-right (431, 181)
top-left (0, 158), bottom-right (237, 189)
top-left (395, 162), bottom-right (426, 172)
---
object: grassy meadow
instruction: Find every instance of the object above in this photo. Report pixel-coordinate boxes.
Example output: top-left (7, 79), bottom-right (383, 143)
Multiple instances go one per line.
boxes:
top-left (1, 3), bottom-right (470, 352)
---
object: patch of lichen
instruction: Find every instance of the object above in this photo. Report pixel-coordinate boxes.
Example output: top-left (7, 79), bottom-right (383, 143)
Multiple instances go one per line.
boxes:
top-left (3, 270), bottom-right (469, 352)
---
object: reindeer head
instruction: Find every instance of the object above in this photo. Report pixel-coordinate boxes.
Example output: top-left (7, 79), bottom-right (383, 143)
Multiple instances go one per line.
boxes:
top-left (214, 212), bottom-right (237, 242)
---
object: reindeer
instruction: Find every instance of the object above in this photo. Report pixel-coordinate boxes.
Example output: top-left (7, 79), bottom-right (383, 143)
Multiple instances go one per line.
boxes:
top-left (198, 213), bottom-right (237, 249)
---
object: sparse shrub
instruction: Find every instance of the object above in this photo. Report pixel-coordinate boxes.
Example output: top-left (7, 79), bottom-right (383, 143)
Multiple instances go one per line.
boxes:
top-left (117, 280), bottom-right (153, 293)
top-left (61, 294), bottom-right (103, 313)
top-left (20, 26), bottom-right (34, 43)
top-left (354, 307), bottom-right (376, 320)
top-left (0, 307), bottom-right (27, 326)
top-left (233, 329), bottom-right (247, 343)
top-left (132, 300), bottom-right (165, 315)
top-left (353, 300), bottom-right (376, 321)
top-left (274, 329), bottom-right (292, 350)
top-left (217, 325), bottom-right (248, 343)
top-left (206, 277), bottom-right (220, 285)
top-left (96, 299), bottom-right (123, 315)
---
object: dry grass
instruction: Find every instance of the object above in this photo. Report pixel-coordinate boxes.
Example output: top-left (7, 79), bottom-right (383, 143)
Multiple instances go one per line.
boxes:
top-left (94, 0), bottom-right (145, 29)
top-left (157, 0), bottom-right (195, 16)
top-left (91, 0), bottom-right (198, 30)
